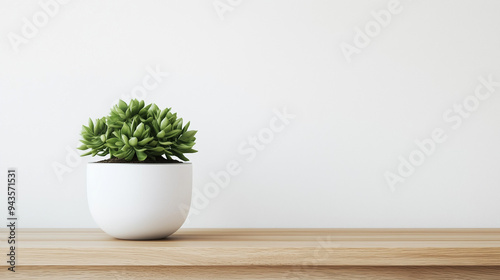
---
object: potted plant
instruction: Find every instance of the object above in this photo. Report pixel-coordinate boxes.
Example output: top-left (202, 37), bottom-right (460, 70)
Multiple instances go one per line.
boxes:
top-left (78, 99), bottom-right (197, 240)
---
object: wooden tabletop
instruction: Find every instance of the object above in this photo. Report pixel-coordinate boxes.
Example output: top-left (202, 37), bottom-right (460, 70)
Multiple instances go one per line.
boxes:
top-left (1, 228), bottom-right (500, 279)
top-left (1, 228), bottom-right (500, 266)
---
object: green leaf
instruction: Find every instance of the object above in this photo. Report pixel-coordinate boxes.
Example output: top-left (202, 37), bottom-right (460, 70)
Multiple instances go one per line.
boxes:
top-left (164, 129), bottom-right (182, 138)
top-left (98, 150), bottom-right (109, 157)
top-left (160, 117), bottom-right (169, 130)
top-left (116, 108), bottom-right (126, 119)
top-left (136, 150), bottom-right (147, 161)
top-left (133, 123), bottom-right (144, 137)
top-left (118, 100), bottom-right (128, 111)
top-left (77, 145), bottom-right (88, 150)
top-left (88, 118), bottom-right (94, 132)
top-left (176, 118), bottom-right (183, 130)
top-left (152, 120), bottom-right (160, 134)
top-left (164, 124), bottom-right (172, 133)
top-left (82, 125), bottom-right (92, 135)
top-left (130, 100), bottom-right (139, 115)
top-left (139, 104), bottom-right (152, 116)
top-left (173, 118), bottom-right (182, 129)
top-left (95, 118), bottom-right (105, 134)
top-left (121, 145), bottom-right (131, 152)
top-left (182, 121), bottom-right (190, 133)
top-left (168, 112), bottom-right (176, 122)
top-left (121, 123), bottom-right (131, 137)
top-left (121, 134), bottom-right (129, 146)
top-left (130, 119), bottom-right (136, 132)
top-left (175, 143), bottom-right (195, 150)
top-left (79, 140), bottom-right (93, 145)
top-left (81, 151), bottom-right (93, 157)
top-left (129, 137), bottom-right (138, 147)
top-left (150, 146), bottom-right (164, 152)
top-left (171, 149), bottom-right (189, 161)
top-left (149, 104), bottom-right (159, 115)
top-left (138, 137), bottom-right (154, 146)
top-left (125, 150), bottom-right (135, 161)
top-left (179, 130), bottom-right (197, 141)
top-left (160, 107), bottom-right (170, 119)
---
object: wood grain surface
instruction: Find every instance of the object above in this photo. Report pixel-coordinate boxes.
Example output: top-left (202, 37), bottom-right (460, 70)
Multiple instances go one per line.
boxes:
top-left (1, 266), bottom-right (500, 280)
top-left (0, 228), bottom-right (499, 279)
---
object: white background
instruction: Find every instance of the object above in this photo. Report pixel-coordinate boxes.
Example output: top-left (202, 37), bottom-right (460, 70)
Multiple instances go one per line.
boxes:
top-left (1, 0), bottom-right (500, 228)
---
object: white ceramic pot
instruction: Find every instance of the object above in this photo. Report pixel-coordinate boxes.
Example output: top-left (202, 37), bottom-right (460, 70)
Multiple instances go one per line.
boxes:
top-left (87, 163), bottom-right (192, 240)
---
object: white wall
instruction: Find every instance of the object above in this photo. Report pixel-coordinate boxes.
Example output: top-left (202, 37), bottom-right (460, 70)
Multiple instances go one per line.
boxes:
top-left (1, 0), bottom-right (500, 228)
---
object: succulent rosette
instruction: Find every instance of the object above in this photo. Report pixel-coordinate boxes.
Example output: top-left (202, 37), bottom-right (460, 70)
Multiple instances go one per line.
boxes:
top-left (78, 99), bottom-right (197, 162)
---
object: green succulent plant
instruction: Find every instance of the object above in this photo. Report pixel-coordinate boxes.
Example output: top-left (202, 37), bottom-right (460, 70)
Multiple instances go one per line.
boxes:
top-left (78, 99), bottom-right (197, 162)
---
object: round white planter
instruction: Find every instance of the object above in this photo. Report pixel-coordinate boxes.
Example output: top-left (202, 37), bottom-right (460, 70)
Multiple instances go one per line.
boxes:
top-left (87, 163), bottom-right (192, 240)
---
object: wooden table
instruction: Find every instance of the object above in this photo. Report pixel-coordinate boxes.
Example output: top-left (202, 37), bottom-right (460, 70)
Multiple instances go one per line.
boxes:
top-left (1, 229), bottom-right (499, 279)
